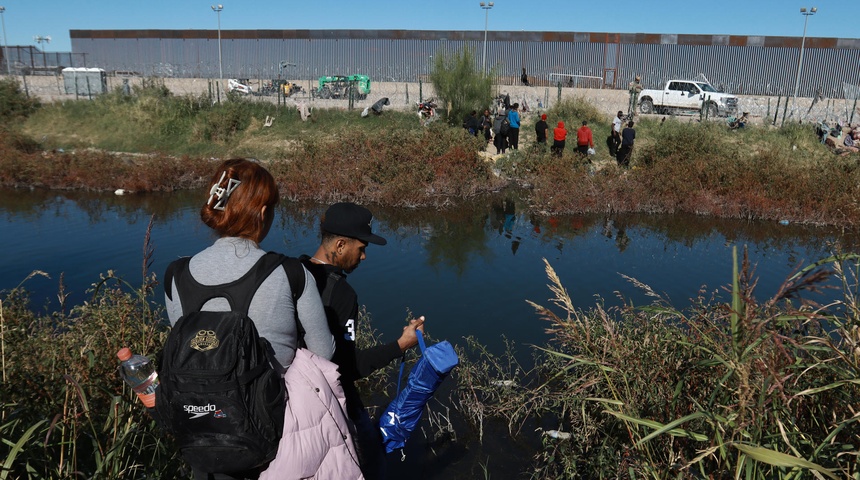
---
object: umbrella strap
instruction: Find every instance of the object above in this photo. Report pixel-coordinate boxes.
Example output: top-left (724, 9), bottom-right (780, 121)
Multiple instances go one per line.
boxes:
top-left (417, 328), bottom-right (427, 352)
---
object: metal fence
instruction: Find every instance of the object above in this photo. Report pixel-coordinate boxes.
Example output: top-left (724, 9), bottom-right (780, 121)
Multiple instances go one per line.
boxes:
top-left (0, 45), bottom-right (89, 75)
top-left (69, 29), bottom-right (860, 98)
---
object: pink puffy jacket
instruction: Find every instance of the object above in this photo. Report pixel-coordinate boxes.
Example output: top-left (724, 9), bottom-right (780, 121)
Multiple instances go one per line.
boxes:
top-left (259, 348), bottom-right (364, 480)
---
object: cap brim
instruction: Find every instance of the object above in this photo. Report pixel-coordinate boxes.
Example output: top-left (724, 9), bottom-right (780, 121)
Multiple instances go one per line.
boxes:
top-left (359, 233), bottom-right (387, 245)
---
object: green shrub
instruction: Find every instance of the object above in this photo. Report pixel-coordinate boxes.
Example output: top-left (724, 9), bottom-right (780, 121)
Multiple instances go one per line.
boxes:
top-left (0, 77), bottom-right (40, 124)
top-left (543, 95), bottom-right (604, 128)
top-left (429, 46), bottom-right (495, 126)
top-left (198, 98), bottom-right (253, 143)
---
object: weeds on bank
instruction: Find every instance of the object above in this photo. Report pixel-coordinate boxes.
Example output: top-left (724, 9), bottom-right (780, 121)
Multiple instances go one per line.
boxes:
top-left (452, 247), bottom-right (860, 478)
top-left (0, 147), bottom-right (215, 192)
top-left (0, 219), bottom-right (186, 478)
top-left (5, 81), bottom-right (505, 204)
top-left (630, 120), bottom-right (860, 223)
top-left (272, 123), bottom-right (504, 207)
top-left (523, 117), bottom-right (860, 225)
top-left (5, 76), bottom-right (860, 224)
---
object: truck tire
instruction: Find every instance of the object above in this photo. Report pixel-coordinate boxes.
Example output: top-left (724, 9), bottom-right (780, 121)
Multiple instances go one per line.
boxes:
top-left (640, 98), bottom-right (654, 114)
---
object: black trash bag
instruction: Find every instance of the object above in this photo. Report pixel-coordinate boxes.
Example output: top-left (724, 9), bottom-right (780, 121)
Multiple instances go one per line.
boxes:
top-left (371, 97), bottom-right (390, 115)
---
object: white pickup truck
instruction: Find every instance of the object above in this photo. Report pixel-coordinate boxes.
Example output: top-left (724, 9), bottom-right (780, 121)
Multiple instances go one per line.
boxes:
top-left (638, 80), bottom-right (738, 117)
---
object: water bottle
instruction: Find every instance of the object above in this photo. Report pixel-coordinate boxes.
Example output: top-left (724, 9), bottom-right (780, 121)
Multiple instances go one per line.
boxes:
top-left (117, 347), bottom-right (159, 408)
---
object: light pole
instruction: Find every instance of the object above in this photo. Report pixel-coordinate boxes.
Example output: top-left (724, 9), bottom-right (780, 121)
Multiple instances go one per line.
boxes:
top-left (0, 7), bottom-right (9, 75)
top-left (211, 4), bottom-right (223, 86)
top-left (480, 2), bottom-right (493, 75)
top-left (34, 35), bottom-right (50, 49)
top-left (791, 6), bottom-right (817, 114)
top-left (34, 35), bottom-right (50, 74)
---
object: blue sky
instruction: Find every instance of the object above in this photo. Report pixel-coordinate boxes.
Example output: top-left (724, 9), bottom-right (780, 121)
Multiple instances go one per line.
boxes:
top-left (1, 0), bottom-right (853, 53)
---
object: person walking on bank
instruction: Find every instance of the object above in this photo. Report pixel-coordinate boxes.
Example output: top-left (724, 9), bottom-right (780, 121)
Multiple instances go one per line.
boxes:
top-left (617, 120), bottom-right (636, 167)
top-left (164, 158), bottom-right (338, 480)
top-left (628, 76), bottom-right (643, 117)
top-left (492, 108), bottom-right (508, 154)
top-left (551, 120), bottom-right (567, 157)
top-left (463, 110), bottom-right (479, 136)
top-left (535, 113), bottom-right (549, 147)
top-left (301, 202), bottom-right (426, 480)
top-left (480, 109), bottom-right (493, 145)
top-left (609, 110), bottom-right (624, 156)
top-left (576, 120), bottom-right (594, 157)
top-left (507, 103), bottom-right (521, 150)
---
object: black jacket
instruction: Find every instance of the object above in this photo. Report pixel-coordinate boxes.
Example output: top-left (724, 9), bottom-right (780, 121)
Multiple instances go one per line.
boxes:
top-left (299, 256), bottom-right (402, 419)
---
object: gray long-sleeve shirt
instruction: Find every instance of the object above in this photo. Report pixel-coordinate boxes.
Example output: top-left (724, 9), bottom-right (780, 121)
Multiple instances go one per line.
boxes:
top-left (165, 237), bottom-right (335, 367)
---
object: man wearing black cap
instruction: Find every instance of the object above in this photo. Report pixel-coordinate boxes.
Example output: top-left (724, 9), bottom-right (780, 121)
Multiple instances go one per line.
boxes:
top-left (301, 202), bottom-right (425, 479)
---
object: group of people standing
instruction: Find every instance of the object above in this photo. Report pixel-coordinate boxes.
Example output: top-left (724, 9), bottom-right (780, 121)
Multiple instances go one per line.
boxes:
top-left (465, 103), bottom-right (523, 155)
top-left (475, 94), bottom-right (639, 167)
top-left (533, 115), bottom-right (595, 159)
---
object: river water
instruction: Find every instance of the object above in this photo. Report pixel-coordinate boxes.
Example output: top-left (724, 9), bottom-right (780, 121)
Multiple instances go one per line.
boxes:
top-left (2, 187), bottom-right (856, 478)
top-left (2, 187), bottom-right (853, 356)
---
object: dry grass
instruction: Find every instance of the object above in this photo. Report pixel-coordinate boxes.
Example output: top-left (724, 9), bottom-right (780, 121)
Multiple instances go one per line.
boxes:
top-left (451, 249), bottom-right (860, 478)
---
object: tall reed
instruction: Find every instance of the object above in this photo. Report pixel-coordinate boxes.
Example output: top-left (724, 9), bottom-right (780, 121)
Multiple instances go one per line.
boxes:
top-left (452, 247), bottom-right (860, 478)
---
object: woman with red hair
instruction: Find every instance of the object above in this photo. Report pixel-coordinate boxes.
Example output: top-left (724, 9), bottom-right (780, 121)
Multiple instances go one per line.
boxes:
top-left (164, 158), bottom-right (339, 479)
top-left (167, 158), bottom-right (334, 370)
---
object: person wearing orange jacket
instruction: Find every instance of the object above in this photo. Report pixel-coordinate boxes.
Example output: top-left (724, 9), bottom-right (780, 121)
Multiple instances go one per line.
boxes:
top-left (551, 121), bottom-right (567, 157)
top-left (576, 120), bottom-right (594, 157)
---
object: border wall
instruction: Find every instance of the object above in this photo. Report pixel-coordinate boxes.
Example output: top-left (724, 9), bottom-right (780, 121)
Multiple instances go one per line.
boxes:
top-left (69, 29), bottom-right (860, 99)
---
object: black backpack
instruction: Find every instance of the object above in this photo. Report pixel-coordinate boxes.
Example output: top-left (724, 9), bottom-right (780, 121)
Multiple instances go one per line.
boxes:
top-left (500, 116), bottom-right (511, 135)
top-left (157, 252), bottom-right (305, 474)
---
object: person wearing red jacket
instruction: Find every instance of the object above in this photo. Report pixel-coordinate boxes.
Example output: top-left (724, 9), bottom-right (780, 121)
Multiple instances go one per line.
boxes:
top-left (551, 121), bottom-right (567, 157)
top-left (576, 120), bottom-right (594, 157)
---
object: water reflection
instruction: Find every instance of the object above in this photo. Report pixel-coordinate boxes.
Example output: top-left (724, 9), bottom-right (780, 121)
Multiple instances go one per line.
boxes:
top-left (1, 187), bottom-right (856, 356)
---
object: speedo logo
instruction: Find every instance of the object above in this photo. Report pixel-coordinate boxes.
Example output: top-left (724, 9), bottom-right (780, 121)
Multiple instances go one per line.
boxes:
top-left (183, 403), bottom-right (220, 420)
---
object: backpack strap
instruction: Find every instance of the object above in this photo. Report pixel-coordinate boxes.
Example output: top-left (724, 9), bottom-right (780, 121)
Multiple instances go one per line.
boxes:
top-left (163, 256), bottom-right (190, 301)
top-left (321, 270), bottom-right (345, 306)
top-left (277, 255), bottom-right (305, 305)
top-left (169, 252), bottom-right (287, 315)
top-left (276, 254), bottom-right (307, 347)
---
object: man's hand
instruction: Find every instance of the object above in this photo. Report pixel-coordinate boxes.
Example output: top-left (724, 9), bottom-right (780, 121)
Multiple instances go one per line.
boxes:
top-left (397, 316), bottom-right (425, 352)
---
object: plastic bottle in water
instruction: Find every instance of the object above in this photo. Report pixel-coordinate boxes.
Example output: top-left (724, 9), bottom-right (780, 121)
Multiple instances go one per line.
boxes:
top-left (117, 347), bottom-right (159, 408)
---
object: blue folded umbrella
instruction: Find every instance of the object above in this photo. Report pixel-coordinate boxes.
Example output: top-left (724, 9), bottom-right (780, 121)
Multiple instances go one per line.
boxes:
top-left (379, 330), bottom-right (459, 454)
